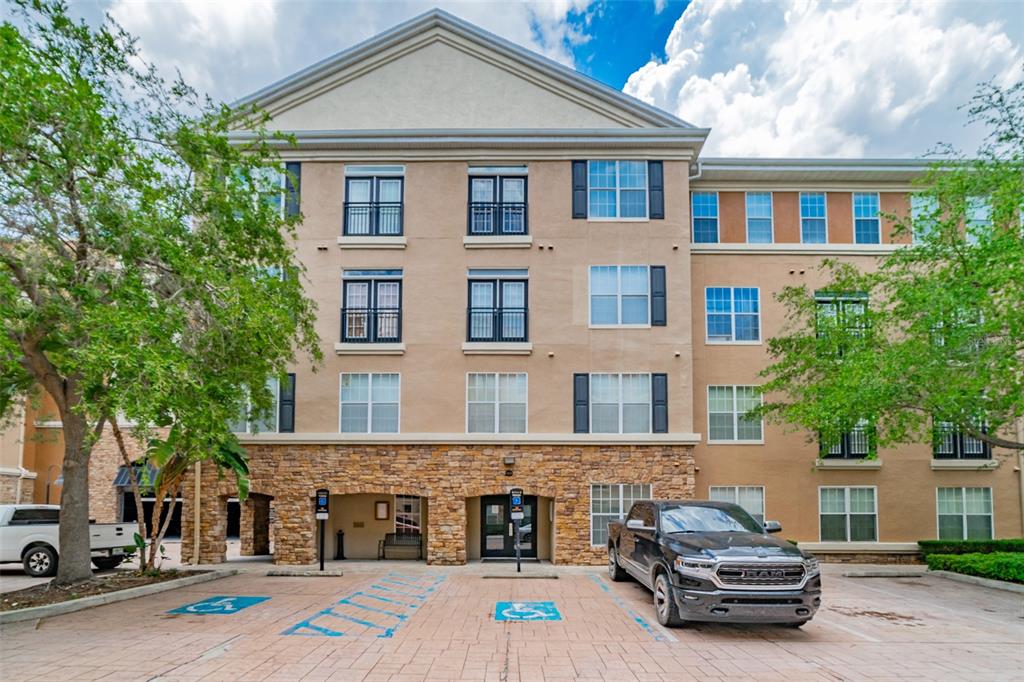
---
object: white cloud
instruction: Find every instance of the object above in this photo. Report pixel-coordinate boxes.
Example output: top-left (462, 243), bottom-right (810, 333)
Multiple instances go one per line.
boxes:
top-left (624, 0), bottom-right (1024, 157)
top-left (94, 0), bottom-right (594, 103)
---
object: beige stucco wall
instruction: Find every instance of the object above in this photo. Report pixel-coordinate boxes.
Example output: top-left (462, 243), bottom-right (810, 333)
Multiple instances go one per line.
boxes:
top-left (326, 493), bottom-right (402, 560)
top-left (690, 251), bottom-right (1023, 542)
top-left (290, 159), bottom-right (695, 436)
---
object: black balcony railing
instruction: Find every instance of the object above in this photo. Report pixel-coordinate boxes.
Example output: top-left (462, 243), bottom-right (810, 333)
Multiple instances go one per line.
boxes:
top-left (934, 424), bottom-right (991, 459)
top-left (344, 202), bottom-right (404, 236)
top-left (820, 427), bottom-right (874, 459)
top-left (341, 307), bottom-right (402, 343)
top-left (467, 202), bottom-right (527, 235)
top-left (467, 307), bottom-right (528, 342)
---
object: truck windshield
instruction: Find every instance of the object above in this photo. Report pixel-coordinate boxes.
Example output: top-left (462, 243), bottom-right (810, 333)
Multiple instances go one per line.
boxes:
top-left (660, 505), bottom-right (763, 534)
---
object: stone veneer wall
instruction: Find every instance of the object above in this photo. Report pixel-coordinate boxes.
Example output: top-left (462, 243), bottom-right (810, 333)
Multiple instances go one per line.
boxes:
top-left (0, 473), bottom-right (24, 504)
top-left (181, 443), bottom-right (696, 566)
top-left (86, 429), bottom-right (144, 523)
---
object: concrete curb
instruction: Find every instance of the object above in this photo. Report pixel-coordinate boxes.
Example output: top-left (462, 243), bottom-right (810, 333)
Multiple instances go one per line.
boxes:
top-left (0, 569), bottom-right (238, 625)
top-left (266, 570), bottom-right (344, 577)
top-left (927, 569), bottom-right (1024, 594)
top-left (482, 573), bottom-right (559, 579)
top-left (843, 570), bottom-right (926, 578)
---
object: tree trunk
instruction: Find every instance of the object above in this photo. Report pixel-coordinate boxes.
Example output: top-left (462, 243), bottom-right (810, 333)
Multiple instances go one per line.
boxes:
top-left (54, 413), bottom-right (96, 585)
top-left (111, 422), bottom-right (150, 571)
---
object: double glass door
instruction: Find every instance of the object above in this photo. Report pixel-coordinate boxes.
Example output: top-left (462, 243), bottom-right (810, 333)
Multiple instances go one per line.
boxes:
top-left (481, 494), bottom-right (537, 558)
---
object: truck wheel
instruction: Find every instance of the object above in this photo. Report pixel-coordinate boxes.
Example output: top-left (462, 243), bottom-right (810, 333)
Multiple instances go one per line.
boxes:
top-left (653, 572), bottom-right (684, 627)
top-left (91, 556), bottom-right (124, 571)
top-left (608, 545), bottom-right (628, 582)
top-left (23, 545), bottom-right (58, 578)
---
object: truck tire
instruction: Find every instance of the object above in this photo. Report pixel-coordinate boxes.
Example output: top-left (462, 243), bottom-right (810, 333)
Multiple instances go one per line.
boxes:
top-left (23, 545), bottom-right (58, 578)
top-left (653, 572), bottom-right (685, 628)
top-left (608, 545), bottom-right (628, 582)
top-left (91, 556), bottom-right (124, 571)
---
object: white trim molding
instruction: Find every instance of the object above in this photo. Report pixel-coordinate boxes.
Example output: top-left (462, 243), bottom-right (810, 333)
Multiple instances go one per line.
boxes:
top-left (463, 235), bottom-right (533, 249)
top-left (461, 342), bottom-right (533, 355)
top-left (691, 243), bottom-right (904, 256)
top-left (337, 236), bottom-right (408, 249)
top-left (930, 459), bottom-right (999, 471)
top-left (236, 432), bottom-right (702, 446)
top-left (815, 458), bottom-right (883, 470)
top-left (334, 342), bottom-right (406, 356)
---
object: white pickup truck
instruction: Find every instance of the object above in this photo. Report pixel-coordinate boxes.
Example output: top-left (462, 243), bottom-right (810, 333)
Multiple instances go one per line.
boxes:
top-left (0, 505), bottom-right (133, 577)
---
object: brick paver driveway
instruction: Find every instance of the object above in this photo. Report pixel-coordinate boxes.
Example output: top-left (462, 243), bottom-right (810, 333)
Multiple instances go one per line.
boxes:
top-left (1, 563), bottom-right (1021, 681)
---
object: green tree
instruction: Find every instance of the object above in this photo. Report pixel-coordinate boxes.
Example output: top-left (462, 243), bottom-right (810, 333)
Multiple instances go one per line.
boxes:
top-left (0, 1), bottom-right (320, 584)
top-left (759, 78), bottom-right (1024, 456)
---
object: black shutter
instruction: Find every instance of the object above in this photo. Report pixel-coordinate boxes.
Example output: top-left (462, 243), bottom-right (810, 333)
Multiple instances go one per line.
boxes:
top-left (278, 373), bottom-right (296, 433)
top-left (648, 161), bottom-right (664, 219)
top-left (652, 373), bottom-right (668, 433)
top-left (571, 161), bottom-right (587, 219)
top-left (284, 162), bottom-right (301, 217)
top-left (650, 266), bottom-right (666, 326)
top-left (573, 373), bottom-right (590, 433)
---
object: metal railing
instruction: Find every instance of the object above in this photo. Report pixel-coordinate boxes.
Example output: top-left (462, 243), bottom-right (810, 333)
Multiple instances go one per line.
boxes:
top-left (933, 424), bottom-right (991, 459)
top-left (340, 307), bottom-right (402, 343)
top-left (467, 202), bottom-right (527, 235)
top-left (466, 307), bottom-right (528, 342)
top-left (820, 427), bottom-right (873, 459)
top-left (343, 202), bottom-right (404, 236)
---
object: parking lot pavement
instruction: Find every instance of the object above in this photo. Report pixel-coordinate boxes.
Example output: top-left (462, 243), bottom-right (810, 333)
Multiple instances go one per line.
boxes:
top-left (1, 564), bottom-right (1022, 681)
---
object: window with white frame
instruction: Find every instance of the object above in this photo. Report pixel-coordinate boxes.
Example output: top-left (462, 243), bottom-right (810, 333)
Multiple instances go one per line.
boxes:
top-left (692, 192), bottom-right (719, 243)
top-left (466, 373), bottom-right (527, 434)
top-left (707, 385), bottom-right (763, 442)
top-left (911, 194), bottom-right (939, 243)
top-left (339, 373), bottom-right (400, 433)
top-left (590, 265), bottom-right (650, 325)
top-left (709, 486), bottom-right (765, 524)
top-left (853, 192), bottom-right (881, 244)
top-left (745, 192), bottom-right (773, 243)
top-left (228, 377), bottom-right (280, 433)
top-left (395, 495), bottom-right (422, 536)
top-left (800, 192), bottom-right (827, 243)
top-left (254, 165), bottom-right (286, 218)
top-left (819, 487), bottom-right (877, 542)
top-left (587, 161), bottom-right (647, 219)
top-left (590, 483), bottom-right (652, 545)
top-left (705, 287), bottom-right (760, 342)
top-left (937, 487), bottom-right (993, 540)
top-left (590, 373), bottom-right (651, 434)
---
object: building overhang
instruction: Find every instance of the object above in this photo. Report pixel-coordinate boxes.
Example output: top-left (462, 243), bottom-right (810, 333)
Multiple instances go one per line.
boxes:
top-left (691, 157), bottom-right (937, 189)
top-left (236, 432), bottom-right (702, 446)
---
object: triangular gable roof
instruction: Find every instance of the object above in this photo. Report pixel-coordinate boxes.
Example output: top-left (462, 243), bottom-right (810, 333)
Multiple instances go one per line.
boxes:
top-left (233, 8), bottom-right (696, 131)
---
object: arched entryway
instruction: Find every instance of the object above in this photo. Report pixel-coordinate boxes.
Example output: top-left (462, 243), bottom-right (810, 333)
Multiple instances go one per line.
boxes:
top-left (324, 492), bottom-right (428, 561)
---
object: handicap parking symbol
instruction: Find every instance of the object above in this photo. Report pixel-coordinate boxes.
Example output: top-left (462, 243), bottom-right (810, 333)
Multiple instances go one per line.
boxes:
top-left (168, 595), bottom-right (270, 615)
top-left (495, 601), bottom-right (561, 622)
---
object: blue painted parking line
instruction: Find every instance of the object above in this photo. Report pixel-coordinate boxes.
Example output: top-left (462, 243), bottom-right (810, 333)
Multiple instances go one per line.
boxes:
top-left (588, 574), bottom-right (678, 643)
top-left (168, 595), bottom-right (270, 615)
top-left (495, 601), bottom-right (561, 621)
top-left (282, 571), bottom-right (445, 638)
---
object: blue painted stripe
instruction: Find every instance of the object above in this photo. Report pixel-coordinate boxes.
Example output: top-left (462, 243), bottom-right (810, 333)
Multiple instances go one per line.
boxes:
top-left (588, 574), bottom-right (676, 643)
top-left (370, 583), bottom-right (428, 599)
top-left (323, 610), bottom-right (389, 630)
top-left (338, 598), bottom-right (408, 620)
top-left (356, 591), bottom-right (420, 609)
top-left (280, 610), bottom-right (345, 637)
top-left (380, 577), bottom-right (435, 591)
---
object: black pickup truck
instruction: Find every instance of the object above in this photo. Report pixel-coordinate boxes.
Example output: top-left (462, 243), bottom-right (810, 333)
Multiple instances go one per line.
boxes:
top-left (607, 500), bottom-right (821, 627)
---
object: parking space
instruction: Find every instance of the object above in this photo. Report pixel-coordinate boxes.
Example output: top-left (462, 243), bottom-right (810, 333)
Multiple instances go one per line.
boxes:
top-left (1, 564), bottom-right (1022, 680)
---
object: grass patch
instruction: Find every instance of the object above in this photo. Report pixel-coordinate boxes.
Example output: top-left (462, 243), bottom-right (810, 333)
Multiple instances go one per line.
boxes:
top-left (925, 552), bottom-right (1024, 584)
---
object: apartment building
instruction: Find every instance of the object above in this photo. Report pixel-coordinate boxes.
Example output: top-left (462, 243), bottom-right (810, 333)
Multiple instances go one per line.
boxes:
top-left (2, 10), bottom-right (1019, 565)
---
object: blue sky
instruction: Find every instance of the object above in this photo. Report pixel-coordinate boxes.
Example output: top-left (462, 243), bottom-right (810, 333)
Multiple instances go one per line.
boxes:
top-left (565, 0), bottom-right (689, 89)
top-left (56, 1), bottom-right (1024, 157)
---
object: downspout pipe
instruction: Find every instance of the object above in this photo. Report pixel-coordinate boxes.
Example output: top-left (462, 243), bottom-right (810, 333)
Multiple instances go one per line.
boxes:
top-left (688, 161), bottom-right (703, 181)
top-left (1017, 419), bottom-right (1024, 537)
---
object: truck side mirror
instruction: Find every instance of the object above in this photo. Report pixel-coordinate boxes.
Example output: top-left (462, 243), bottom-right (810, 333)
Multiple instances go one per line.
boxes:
top-left (763, 520), bottom-right (782, 534)
top-left (626, 518), bottom-right (654, 531)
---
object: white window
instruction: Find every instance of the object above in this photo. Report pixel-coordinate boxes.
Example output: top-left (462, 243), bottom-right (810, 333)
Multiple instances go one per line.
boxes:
top-left (709, 486), bottom-right (765, 524)
top-left (587, 160), bottom-right (647, 219)
top-left (745, 192), bottom-right (773, 243)
top-left (590, 373), bottom-right (651, 434)
top-left (228, 377), bottom-right (280, 434)
top-left (692, 192), bottom-right (719, 243)
top-left (853, 192), bottom-right (881, 244)
top-left (937, 487), bottom-right (993, 540)
top-left (395, 495), bottom-right (422, 536)
top-left (466, 373), bottom-right (527, 434)
top-left (911, 194), bottom-right (938, 243)
top-left (254, 165), bottom-right (286, 218)
top-left (339, 373), bottom-right (400, 433)
top-left (707, 386), bottom-right (763, 442)
top-left (590, 483), bottom-right (652, 545)
top-left (705, 287), bottom-right (760, 342)
top-left (800, 192), bottom-right (828, 244)
top-left (589, 266), bottom-right (650, 326)
top-left (819, 487), bottom-right (877, 542)
top-left (966, 196), bottom-right (991, 244)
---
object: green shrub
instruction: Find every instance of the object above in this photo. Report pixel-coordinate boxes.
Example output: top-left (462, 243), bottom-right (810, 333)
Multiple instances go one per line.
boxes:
top-left (917, 538), bottom-right (1024, 556)
top-left (925, 552), bottom-right (1024, 584)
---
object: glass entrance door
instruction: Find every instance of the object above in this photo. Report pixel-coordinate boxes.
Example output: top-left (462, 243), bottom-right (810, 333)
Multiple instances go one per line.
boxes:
top-left (480, 495), bottom-right (538, 558)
